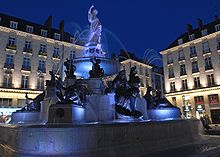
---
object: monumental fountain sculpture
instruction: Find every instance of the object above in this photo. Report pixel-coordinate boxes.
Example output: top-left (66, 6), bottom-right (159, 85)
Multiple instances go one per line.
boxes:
top-left (0, 5), bottom-right (203, 157)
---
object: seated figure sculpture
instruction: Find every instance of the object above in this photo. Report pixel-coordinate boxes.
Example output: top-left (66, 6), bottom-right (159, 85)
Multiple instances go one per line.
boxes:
top-left (105, 67), bottom-right (142, 118)
top-left (89, 57), bottom-right (104, 78)
top-left (64, 58), bottom-right (76, 79)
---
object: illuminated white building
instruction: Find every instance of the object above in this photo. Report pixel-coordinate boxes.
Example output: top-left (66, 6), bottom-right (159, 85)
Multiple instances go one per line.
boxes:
top-left (0, 13), bottom-right (84, 110)
top-left (118, 50), bottom-right (164, 97)
top-left (161, 16), bottom-right (220, 123)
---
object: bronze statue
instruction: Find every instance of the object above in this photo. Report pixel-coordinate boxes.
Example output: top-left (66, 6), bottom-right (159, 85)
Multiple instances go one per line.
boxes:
top-left (89, 57), bottom-right (104, 78)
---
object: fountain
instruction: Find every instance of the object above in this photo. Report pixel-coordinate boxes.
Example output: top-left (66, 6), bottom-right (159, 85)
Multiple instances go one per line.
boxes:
top-left (0, 5), bottom-right (202, 157)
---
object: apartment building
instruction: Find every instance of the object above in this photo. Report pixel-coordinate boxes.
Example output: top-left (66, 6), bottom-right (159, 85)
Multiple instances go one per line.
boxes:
top-left (161, 16), bottom-right (220, 123)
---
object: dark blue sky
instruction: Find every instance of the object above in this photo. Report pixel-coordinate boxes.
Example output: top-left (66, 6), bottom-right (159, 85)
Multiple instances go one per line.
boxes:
top-left (0, 0), bottom-right (220, 65)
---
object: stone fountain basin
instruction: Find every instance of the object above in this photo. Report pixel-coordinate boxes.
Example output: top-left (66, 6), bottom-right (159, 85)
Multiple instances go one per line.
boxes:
top-left (0, 119), bottom-right (202, 157)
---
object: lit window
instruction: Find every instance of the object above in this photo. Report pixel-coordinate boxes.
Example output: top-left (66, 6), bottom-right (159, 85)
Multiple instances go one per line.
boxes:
top-left (178, 38), bottom-right (183, 45)
top-left (194, 77), bottom-right (201, 88)
top-left (168, 66), bottom-right (174, 78)
top-left (201, 29), bottom-right (208, 36)
top-left (205, 56), bottom-right (213, 70)
top-left (190, 46), bottom-right (197, 57)
top-left (180, 64), bottom-right (186, 76)
top-left (8, 37), bottom-right (16, 46)
top-left (38, 60), bottom-right (46, 73)
top-left (202, 41), bottom-right (210, 53)
top-left (10, 21), bottom-right (18, 29)
top-left (22, 57), bottom-right (31, 71)
top-left (3, 72), bottom-right (12, 88)
top-left (24, 41), bottom-right (32, 50)
top-left (167, 53), bottom-right (173, 64)
top-left (26, 25), bottom-right (33, 33)
top-left (178, 50), bottom-right (185, 61)
top-left (37, 75), bottom-right (44, 90)
top-left (207, 74), bottom-right (215, 86)
top-left (182, 79), bottom-right (188, 90)
top-left (54, 33), bottom-right (60, 40)
top-left (208, 94), bottom-right (219, 105)
top-left (70, 37), bottom-right (75, 43)
top-left (192, 60), bottom-right (199, 73)
top-left (215, 24), bottom-right (220, 32)
top-left (41, 29), bottom-right (47, 37)
top-left (21, 75), bottom-right (29, 89)
top-left (189, 34), bottom-right (195, 41)
top-left (170, 82), bottom-right (175, 92)
top-left (40, 44), bottom-right (46, 52)
top-left (70, 50), bottom-right (76, 60)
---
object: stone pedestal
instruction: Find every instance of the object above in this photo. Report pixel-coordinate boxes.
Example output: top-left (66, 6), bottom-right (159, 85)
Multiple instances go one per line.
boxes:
top-left (47, 104), bottom-right (85, 123)
top-left (87, 78), bottom-right (105, 94)
top-left (40, 86), bottom-right (58, 123)
top-left (147, 108), bottom-right (181, 120)
top-left (85, 93), bottom-right (115, 122)
top-left (10, 112), bottom-right (40, 123)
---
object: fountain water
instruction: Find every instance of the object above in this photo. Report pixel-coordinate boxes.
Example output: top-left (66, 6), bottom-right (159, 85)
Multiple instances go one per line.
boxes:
top-left (0, 5), bottom-right (203, 157)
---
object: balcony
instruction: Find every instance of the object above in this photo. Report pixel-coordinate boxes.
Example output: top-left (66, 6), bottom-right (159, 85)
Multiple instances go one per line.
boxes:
top-left (52, 54), bottom-right (60, 60)
top-left (192, 68), bottom-right (199, 73)
top-left (6, 44), bottom-right (17, 51)
top-left (205, 65), bottom-right (213, 71)
top-left (23, 47), bottom-right (33, 55)
top-left (203, 48), bottom-right (211, 54)
top-left (38, 68), bottom-right (46, 73)
top-left (4, 63), bottom-right (14, 69)
top-left (178, 56), bottom-right (185, 61)
top-left (21, 66), bottom-right (31, 72)
top-left (38, 50), bottom-right (47, 58)
top-left (190, 53), bottom-right (197, 58)
top-left (2, 83), bottom-right (12, 88)
top-left (180, 71), bottom-right (187, 76)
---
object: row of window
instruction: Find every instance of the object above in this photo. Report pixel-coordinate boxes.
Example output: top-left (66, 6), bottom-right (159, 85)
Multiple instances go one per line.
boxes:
top-left (167, 40), bottom-right (220, 64)
top-left (172, 94), bottom-right (219, 106)
top-left (177, 24), bottom-right (220, 45)
top-left (168, 56), bottom-right (213, 78)
top-left (170, 74), bottom-right (215, 92)
top-left (2, 73), bottom-right (44, 90)
top-left (7, 20), bottom-right (73, 42)
top-left (6, 37), bottom-right (76, 59)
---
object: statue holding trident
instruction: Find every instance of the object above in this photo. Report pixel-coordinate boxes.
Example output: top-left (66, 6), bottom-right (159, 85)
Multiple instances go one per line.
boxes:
top-left (88, 5), bottom-right (102, 46)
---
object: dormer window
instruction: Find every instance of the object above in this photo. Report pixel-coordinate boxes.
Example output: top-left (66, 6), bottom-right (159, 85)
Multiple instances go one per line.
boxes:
top-left (10, 21), bottom-right (18, 29)
top-left (41, 29), bottom-right (47, 37)
top-left (178, 38), bottom-right (183, 45)
top-left (189, 34), bottom-right (195, 41)
top-left (54, 33), bottom-right (60, 40)
top-left (215, 24), bottom-right (220, 32)
top-left (201, 29), bottom-right (208, 36)
top-left (26, 25), bottom-right (33, 33)
top-left (70, 37), bottom-right (75, 43)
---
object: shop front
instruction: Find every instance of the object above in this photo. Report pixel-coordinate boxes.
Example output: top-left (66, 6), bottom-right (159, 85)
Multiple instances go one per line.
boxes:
top-left (182, 95), bottom-right (192, 119)
top-left (209, 94), bottom-right (220, 124)
top-left (194, 96), bottom-right (205, 119)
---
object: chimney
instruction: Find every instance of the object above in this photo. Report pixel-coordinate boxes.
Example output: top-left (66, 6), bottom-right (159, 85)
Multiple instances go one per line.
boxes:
top-left (59, 20), bottom-right (64, 40)
top-left (44, 15), bottom-right (52, 28)
top-left (187, 24), bottom-right (193, 33)
top-left (197, 18), bottom-right (203, 30)
top-left (44, 16), bottom-right (52, 37)
top-left (214, 15), bottom-right (219, 22)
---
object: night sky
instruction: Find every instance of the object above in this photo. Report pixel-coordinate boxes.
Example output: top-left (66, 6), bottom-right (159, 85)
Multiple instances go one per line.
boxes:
top-left (0, 0), bottom-right (220, 66)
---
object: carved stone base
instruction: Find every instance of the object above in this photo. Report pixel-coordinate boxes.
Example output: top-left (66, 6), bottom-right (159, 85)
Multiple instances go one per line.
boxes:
top-left (47, 104), bottom-right (85, 124)
top-left (85, 45), bottom-right (105, 58)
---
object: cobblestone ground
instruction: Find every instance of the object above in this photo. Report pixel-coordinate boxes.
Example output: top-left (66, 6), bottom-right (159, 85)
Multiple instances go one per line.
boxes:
top-left (141, 134), bottom-right (220, 157)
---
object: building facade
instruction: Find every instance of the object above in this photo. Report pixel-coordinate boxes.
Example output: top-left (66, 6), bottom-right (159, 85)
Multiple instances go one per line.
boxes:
top-left (0, 13), bottom-right (84, 111)
top-left (161, 16), bottom-right (220, 123)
